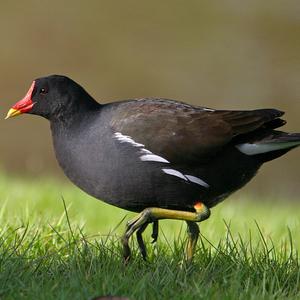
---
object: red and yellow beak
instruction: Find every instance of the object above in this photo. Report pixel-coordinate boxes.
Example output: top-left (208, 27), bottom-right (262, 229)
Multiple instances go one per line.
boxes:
top-left (5, 81), bottom-right (36, 119)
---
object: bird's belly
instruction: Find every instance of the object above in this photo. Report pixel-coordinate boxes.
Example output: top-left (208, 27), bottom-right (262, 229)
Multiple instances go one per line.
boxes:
top-left (53, 137), bottom-right (210, 212)
top-left (54, 135), bottom-right (262, 212)
top-left (58, 158), bottom-right (203, 212)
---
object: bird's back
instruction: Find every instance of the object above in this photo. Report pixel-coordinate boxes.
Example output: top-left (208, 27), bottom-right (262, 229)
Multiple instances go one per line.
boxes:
top-left (49, 98), bottom-right (300, 211)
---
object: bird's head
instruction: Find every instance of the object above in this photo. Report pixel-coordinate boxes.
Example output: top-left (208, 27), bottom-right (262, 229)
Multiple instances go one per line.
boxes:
top-left (5, 75), bottom-right (98, 121)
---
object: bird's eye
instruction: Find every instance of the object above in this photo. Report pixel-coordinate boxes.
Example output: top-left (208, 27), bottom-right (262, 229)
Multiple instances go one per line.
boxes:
top-left (40, 88), bottom-right (48, 95)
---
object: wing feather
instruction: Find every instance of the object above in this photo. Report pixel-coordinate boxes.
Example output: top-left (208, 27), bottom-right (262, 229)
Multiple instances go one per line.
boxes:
top-left (110, 99), bottom-right (284, 163)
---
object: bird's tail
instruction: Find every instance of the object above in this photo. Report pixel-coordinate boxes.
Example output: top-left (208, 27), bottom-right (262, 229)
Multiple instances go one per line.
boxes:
top-left (236, 132), bottom-right (300, 162)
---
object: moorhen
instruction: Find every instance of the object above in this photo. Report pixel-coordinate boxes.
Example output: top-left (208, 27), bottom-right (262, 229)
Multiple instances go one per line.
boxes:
top-left (5, 75), bottom-right (300, 262)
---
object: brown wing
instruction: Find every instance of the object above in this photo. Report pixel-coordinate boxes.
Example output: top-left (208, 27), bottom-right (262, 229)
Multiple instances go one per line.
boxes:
top-left (110, 99), bottom-right (284, 163)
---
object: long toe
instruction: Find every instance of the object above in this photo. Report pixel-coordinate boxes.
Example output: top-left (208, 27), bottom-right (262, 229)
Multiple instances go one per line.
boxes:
top-left (151, 221), bottom-right (159, 243)
top-left (136, 222), bottom-right (149, 260)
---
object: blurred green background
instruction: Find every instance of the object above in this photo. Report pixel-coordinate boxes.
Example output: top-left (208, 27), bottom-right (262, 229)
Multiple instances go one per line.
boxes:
top-left (1, 0), bottom-right (299, 198)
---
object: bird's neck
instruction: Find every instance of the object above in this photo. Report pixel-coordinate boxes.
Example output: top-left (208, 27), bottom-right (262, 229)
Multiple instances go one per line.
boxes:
top-left (49, 102), bottom-right (102, 136)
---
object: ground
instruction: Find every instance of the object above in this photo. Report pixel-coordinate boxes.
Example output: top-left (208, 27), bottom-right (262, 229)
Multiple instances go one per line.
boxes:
top-left (0, 171), bottom-right (299, 300)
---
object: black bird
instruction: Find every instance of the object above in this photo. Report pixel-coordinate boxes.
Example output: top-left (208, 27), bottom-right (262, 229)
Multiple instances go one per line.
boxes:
top-left (5, 75), bottom-right (300, 262)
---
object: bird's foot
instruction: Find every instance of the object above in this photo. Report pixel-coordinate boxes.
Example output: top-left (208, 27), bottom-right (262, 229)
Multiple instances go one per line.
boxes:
top-left (121, 203), bottom-right (210, 263)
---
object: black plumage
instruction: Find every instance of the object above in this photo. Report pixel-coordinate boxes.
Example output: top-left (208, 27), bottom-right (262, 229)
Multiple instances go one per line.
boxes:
top-left (6, 75), bottom-right (300, 261)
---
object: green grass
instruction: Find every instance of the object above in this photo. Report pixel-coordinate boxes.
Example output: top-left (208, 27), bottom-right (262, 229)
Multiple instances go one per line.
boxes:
top-left (0, 171), bottom-right (300, 300)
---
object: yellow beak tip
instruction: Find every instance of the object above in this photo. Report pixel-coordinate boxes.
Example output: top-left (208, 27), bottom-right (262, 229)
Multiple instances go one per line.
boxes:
top-left (5, 108), bottom-right (21, 120)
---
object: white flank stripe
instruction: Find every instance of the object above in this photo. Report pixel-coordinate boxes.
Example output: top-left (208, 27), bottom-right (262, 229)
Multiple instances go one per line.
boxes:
top-left (139, 149), bottom-right (152, 154)
top-left (236, 141), bottom-right (300, 155)
top-left (114, 132), bottom-right (170, 163)
top-left (162, 169), bottom-right (210, 188)
top-left (162, 168), bottom-right (187, 180)
top-left (140, 154), bottom-right (170, 163)
top-left (114, 132), bottom-right (144, 148)
top-left (185, 175), bottom-right (209, 188)
top-left (201, 107), bottom-right (214, 112)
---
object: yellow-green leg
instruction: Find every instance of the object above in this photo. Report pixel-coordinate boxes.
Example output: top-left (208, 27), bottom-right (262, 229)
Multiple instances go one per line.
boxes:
top-left (122, 202), bottom-right (210, 262)
top-left (185, 221), bottom-right (200, 262)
